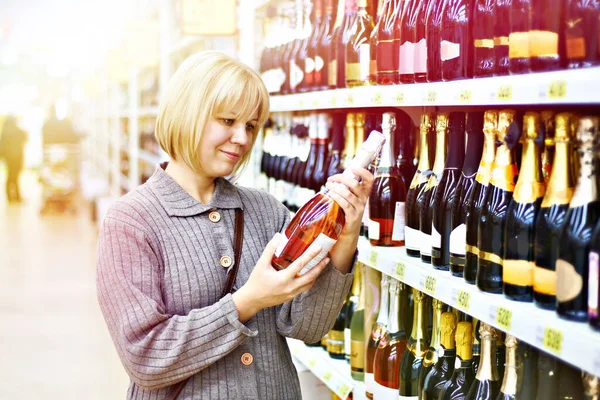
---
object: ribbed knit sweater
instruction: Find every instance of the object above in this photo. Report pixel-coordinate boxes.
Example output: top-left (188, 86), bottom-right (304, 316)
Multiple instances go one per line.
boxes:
top-left (96, 164), bottom-right (355, 399)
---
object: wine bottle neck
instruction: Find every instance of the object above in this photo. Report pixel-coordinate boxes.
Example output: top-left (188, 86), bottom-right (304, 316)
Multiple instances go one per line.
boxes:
top-left (476, 335), bottom-right (499, 382)
top-left (346, 0), bottom-right (359, 13)
top-left (408, 291), bottom-right (428, 357)
top-left (513, 139), bottom-right (544, 203)
top-left (376, 280), bottom-right (390, 325)
top-left (500, 338), bottom-right (519, 395)
top-left (446, 119), bottom-right (466, 169)
top-left (429, 301), bottom-right (443, 350)
top-left (350, 265), bottom-right (361, 295)
top-left (357, 266), bottom-right (366, 309)
top-left (463, 125), bottom-right (485, 175)
top-left (334, 0), bottom-right (346, 28)
top-left (379, 127), bottom-right (394, 168)
top-left (432, 128), bottom-right (448, 175)
top-left (571, 140), bottom-right (599, 208)
top-left (475, 130), bottom-right (497, 184)
top-left (387, 282), bottom-right (401, 334)
top-left (543, 141), bottom-right (576, 207)
top-left (416, 126), bottom-right (433, 172)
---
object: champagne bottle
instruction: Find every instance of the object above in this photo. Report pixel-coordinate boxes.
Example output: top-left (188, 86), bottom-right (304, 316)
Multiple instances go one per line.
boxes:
top-left (473, 0), bottom-right (496, 77)
top-left (328, 297), bottom-right (347, 359)
top-left (540, 111), bottom-right (556, 184)
top-left (530, 0), bottom-right (564, 71)
top-left (433, 112), bottom-right (466, 270)
top-left (350, 264), bottom-right (366, 381)
top-left (508, 0), bottom-right (532, 74)
top-left (496, 334), bottom-right (518, 400)
top-left (439, 321), bottom-right (476, 400)
top-left (584, 373), bottom-right (600, 400)
top-left (534, 113), bottom-right (577, 310)
top-left (471, 318), bottom-right (481, 376)
top-left (421, 114), bottom-right (449, 264)
top-left (450, 112), bottom-right (485, 277)
top-left (346, 0), bottom-right (376, 87)
top-left (465, 323), bottom-right (501, 400)
top-left (346, 265), bottom-right (362, 360)
top-left (272, 131), bottom-right (384, 272)
top-left (503, 112), bottom-right (546, 302)
top-left (418, 298), bottom-right (444, 398)
top-left (496, 332), bottom-right (506, 381)
top-left (590, 215), bottom-right (600, 331)
top-left (338, 0), bottom-right (360, 87)
top-left (366, 275), bottom-right (390, 398)
top-left (422, 312), bottom-right (458, 399)
top-left (406, 114), bottom-right (436, 257)
top-left (399, 289), bottom-right (429, 398)
top-left (373, 279), bottom-right (408, 397)
top-left (534, 351), bottom-right (558, 400)
top-left (369, 112), bottom-right (407, 246)
top-left (477, 110), bottom-right (518, 294)
top-left (515, 341), bottom-right (538, 399)
top-left (465, 111), bottom-right (498, 284)
top-left (557, 117), bottom-right (600, 321)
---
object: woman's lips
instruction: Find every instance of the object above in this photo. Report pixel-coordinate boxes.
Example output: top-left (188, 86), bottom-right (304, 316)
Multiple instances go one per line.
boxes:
top-left (221, 150), bottom-right (240, 162)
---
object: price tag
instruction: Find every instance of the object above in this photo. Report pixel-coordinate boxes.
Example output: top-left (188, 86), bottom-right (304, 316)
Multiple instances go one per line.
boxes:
top-left (307, 359), bottom-right (317, 369)
top-left (395, 261), bottom-right (406, 280)
top-left (496, 85), bottom-right (513, 101)
top-left (347, 93), bottom-right (355, 105)
top-left (543, 327), bottom-right (563, 354)
top-left (368, 250), bottom-right (379, 266)
top-left (373, 91), bottom-right (383, 105)
top-left (395, 91), bottom-right (405, 104)
top-left (548, 80), bottom-right (567, 99)
top-left (312, 97), bottom-right (320, 108)
top-left (426, 90), bottom-right (438, 104)
top-left (338, 384), bottom-right (352, 398)
top-left (456, 289), bottom-right (471, 311)
top-left (424, 275), bottom-right (437, 295)
top-left (299, 99), bottom-right (305, 108)
top-left (495, 306), bottom-right (513, 330)
top-left (330, 95), bottom-right (337, 107)
top-left (322, 370), bottom-right (333, 383)
top-left (459, 89), bottom-right (472, 103)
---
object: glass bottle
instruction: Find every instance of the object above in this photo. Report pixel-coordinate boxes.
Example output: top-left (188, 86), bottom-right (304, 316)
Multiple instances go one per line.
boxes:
top-left (398, 0), bottom-right (420, 83)
top-left (420, 114), bottom-right (449, 264)
top-left (326, 113), bottom-right (346, 179)
top-left (534, 113), bottom-right (576, 310)
top-left (300, 114), bottom-right (320, 205)
top-left (584, 373), bottom-right (600, 400)
top-left (508, 0), bottom-right (531, 74)
top-left (366, 275), bottom-right (390, 399)
top-left (376, 0), bottom-right (402, 84)
top-left (343, 113), bottom-right (357, 169)
top-left (450, 112), bottom-right (485, 277)
top-left (394, 110), bottom-right (418, 191)
top-left (530, 0), bottom-right (564, 71)
top-left (541, 111), bottom-right (556, 184)
top-left (591, 215), bottom-right (600, 331)
top-left (557, 117), bottom-right (600, 321)
top-left (328, 0), bottom-right (346, 88)
top-left (465, 323), bottom-right (501, 400)
top-left (473, 0), bottom-right (496, 77)
top-left (369, 112), bottom-right (407, 246)
top-left (282, 4), bottom-right (298, 94)
top-left (350, 264), bottom-right (366, 381)
top-left (558, 360), bottom-right (586, 399)
top-left (496, 332), bottom-right (506, 382)
top-left (418, 298), bottom-right (444, 397)
top-left (439, 321), bottom-right (476, 400)
top-left (534, 351), bottom-right (558, 400)
top-left (327, 296), bottom-right (347, 359)
top-left (465, 111), bottom-right (498, 284)
top-left (471, 318), bottom-right (481, 376)
top-left (338, 0), bottom-right (360, 87)
top-left (290, 0), bottom-right (308, 93)
top-left (304, 0), bottom-right (322, 91)
top-left (373, 279), bottom-right (408, 397)
top-left (565, 0), bottom-right (600, 69)
top-left (271, 132), bottom-right (384, 272)
top-left (312, 114), bottom-right (331, 191)
top-left (422, 312), bottom-right (458, 399)
top-left (503, 112), bottom-right (546, 302)
top-left (440, 0), bottom-right (474, 80)
top-left (346, 0), bottom-right (376, 86)
top-left (317, 0), bottom-right (336, 90)
top-left (399, 289), bottom-right (430, 397)
top-left (346, 265), bottom-right (362, 360)
top-left (415, 0), bottom-right (435, 81)
top-left (426, 0), bottom-right (445, 81)
top-left (477, 110), bottom-right (518, 294)
top-left (496, 334), bottom-right (518, 400)
top-left (406, 114), bottom-right (436, 258)
top-left (433, 112), bottom-right (467, 270)
top-left (515, 341), bottom-right (539, 399)
top-left (493, 0), bottom-right (511, 75)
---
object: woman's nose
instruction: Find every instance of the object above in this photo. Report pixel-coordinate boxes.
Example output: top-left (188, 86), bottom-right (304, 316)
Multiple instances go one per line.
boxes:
top-left (231, 125), bottom-right (250, 146)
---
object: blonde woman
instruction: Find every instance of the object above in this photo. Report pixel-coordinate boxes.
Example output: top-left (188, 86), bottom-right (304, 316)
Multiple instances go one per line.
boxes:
top-left (96, 51), bottom-right (373, 399)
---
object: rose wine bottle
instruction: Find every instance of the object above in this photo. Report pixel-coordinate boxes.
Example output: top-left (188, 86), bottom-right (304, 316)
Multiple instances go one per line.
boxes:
top-left (418, 298), bottom-right (444, 398)
top-left (312, 114), bottom-right (331, 191)
top-left (346, 0), bottom-right (376, 86)
top-left (465, 323), bottom-right (501, 400)
top-left (376, 0), bottom-right (402, 84)
top-left (398, 0), bottom-right (420, 83)
top-left (328, 0), bottom-right (347, 88)
top-left (317, 0), bottom-right (336, 90)
top-left (564, 0), bottom-right (600, 69)
top-left (414, 0), bottom-right (435, 81)
top-left (399, 289), bottom-right (429, 398)
top-left (366, 275), bottom-right (390, 399)
top-left (473, 0), bottom-right (496, 77)
top-left (426, 0), bottom-right (445, 81)
top-left (272, 131), bottom-right (384, 273)
top-left (440, 0), bottom-right (474, 80)
top-left (345, 266), bottom-right (361, 360)
top-left (338, 0), bottom-right (360, 87)
top-left (422, 312), bottom-right (458, 399)
top-left (438, 321), bottom-right (476, 400)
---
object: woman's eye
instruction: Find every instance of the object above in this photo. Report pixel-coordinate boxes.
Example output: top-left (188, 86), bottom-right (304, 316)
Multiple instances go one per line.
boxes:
top-left (222, 118), bottom-right (234, 126)
top-left (246, 124), bottom-right (256, 132)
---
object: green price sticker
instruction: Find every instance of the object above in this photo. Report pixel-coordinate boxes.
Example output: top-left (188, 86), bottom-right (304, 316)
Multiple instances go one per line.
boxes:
top-left (322, 370), bottom-right (333, 383)
top-left (426, 90), bottom-right (438, 104)
top-left (347, 93), bottom-right (355, 105)
top-left (459, 89), bottom-right (472, 103)
top-left (496, 85), bottom-right (513, 101)
top-left (395, 261), bottom-right (406, 280)
top-left (339, 384), bottom-right (352, 398)
top-left (456, 289), bottom-right (471, 311)
top-left (548, 80), bottom-right (567, 99)
top-left (543, 327), bottom-right (563, 354)
top-left (424, 275), bottom-right (437, 295)
top-left (373, 91), bottom-right (383, 105)
top-left (395, 91), bottom-right (405, 104)
top-left (496, 306), bottom-right (513, 330)
top-left (368, 250), bottom-right (379, 266)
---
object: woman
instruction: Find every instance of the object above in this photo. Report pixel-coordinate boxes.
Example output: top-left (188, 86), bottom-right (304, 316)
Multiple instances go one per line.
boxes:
top-left (97, 51), bottom-right (373, 399)
top-left (0, 116), bottom-right (28, 203)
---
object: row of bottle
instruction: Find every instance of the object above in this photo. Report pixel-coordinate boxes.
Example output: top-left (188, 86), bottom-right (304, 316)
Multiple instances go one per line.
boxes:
top-left (259, 0), bottom-right (600, 93)
top-left (314, 267), bottom-right (599, 399)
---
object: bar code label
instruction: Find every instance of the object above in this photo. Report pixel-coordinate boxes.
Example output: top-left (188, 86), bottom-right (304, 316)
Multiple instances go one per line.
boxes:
top-left (395, 261), bottom-right (406, 280)
top-left (543, 327), bottom-right (563, 354)
top-left (495, 306), bottom-right (512, 330)
top-left (374, 91), bottom-right (383, 105)
top-left (369, 250), bottom-right (379, 266)
top-left (456, 289), bottom-right (471, 311)
top-left (424, 275), bottom-right (437, 295)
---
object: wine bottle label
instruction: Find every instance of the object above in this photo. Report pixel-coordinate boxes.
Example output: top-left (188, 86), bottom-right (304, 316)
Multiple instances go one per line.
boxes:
top-left (328, 60), bottom-right (338, 86)
top-left (261, 68), bottom-right (287, 93)
top-left (274, 233), bottom-right (290, 257)
top-left (374, 383), bottom-right (401, 399)
top-left (556, 259), bottom-right (584, 302)
top-left (475, 161), bottom-right (492, 186)
top-left (368, 219), bottom-right (380, 240)
top-left (399, 41), bottom-right (415, 73)
top-left (431, 223), bottom-right (442, 249)
top-left (589, 251), bottom-right (599, 317)
top-left (300, 233), bottom-right (337, 275)
top-left (421, 233), bottom-right (432, 257)
top-left (440, 40), bottom-right (460, 61)
top-left (346, 63), bottom-right (361, 81)
top-left (305, 57), bottom-right (316, 74)
top-left (491, 164), bottom-right (518, 192)
top-left (449, 223), bottom-right (466, 256)
top-left (392, 202), bottom-right (406, 241)
top-left (503, 260), bottom-right (534, 286)
top-left (359, 43), bottom-right (371, 81)
top-left (350, 339), bottom-right (365, 370)
top-left (315, 56), bottom-right (324, 72)
top-left (534, 266), bottom-right (557, 295)
top-left (327, 330), bottom-right (345, 354)
top-left (508, 31), bottom-right (530, 59)
top-left (494, 36), bottom-right (510, 46)
top-left (376, 39), bottom-right (396, 72)
top-left (566, 36), bottom-right (586, 59)
top-left (405, 226), bottom-right (421, 251)
top-left (414, 38), bottom-right (427, 73)
top-left (365, 372), bottom-right (376, 396)
top-left (474, 39), bottom-right (494, 48)
top-left (362, 198), bottom-right (371, 227)
top-left (529, 30), bottom-right (559, 58)
top-left (345, 328), bottom-right (351, 356)
top-left (513, 182), bottom-right (545, 203)
top-left (290, 61), bottom-right (304, 90)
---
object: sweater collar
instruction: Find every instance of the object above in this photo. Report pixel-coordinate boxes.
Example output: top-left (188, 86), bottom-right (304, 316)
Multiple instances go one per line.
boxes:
top-left (148, 162), bottom-right (243, 217)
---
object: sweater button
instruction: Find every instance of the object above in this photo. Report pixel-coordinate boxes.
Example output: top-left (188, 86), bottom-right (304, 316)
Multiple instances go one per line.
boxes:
top-left (241, 353), bottom-right (253, 366)
top-left (220, 256), bottom-right (232, 268)
top-left (209, 211), bottom-right (221, 223)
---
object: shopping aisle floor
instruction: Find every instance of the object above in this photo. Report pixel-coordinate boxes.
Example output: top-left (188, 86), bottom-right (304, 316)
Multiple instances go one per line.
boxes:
top-left (0, 169), bottom-right (330, 399)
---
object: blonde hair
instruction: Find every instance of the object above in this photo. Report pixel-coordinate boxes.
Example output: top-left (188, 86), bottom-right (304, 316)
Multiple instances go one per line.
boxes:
top-left (155, 51), bottom-right (270, 175)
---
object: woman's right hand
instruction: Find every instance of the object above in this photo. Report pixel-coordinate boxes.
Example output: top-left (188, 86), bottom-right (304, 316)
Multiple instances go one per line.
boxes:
top-left (231, 234), bottom-right (330, 323)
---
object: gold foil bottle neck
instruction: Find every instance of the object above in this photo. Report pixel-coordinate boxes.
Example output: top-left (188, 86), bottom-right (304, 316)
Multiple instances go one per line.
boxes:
top-left (497, 110), bottom-right (516, 142)
top-left (382, 112), bottom-right (396, 131)
top-left (389, 278), bottom-right (399, 294)
top-left (432, 298), bottom-right (443, 311)
top-left (412, 287), bottom-right (425, 302)
top-left (420, 113), bottom-right (434, 133)
top-left (346, 112), bottom-right (356, 126)
top-left (356, 112), bottom-right (366, 128)
top-left (523, 112), bottom-right (541, 140)
top-left (440, 312), bottom-right (457, 349)
top-left (583, 373), bottom-right (600, 397)
top-left (483, 110), bottom-right (499, 136)
top-left (504, 334), bottom-right (518, 349)
top-left (456, 322), bottom-right (473, 360)
top-left (436, 113), bottom-right (449, 134)
top-left (479, 322), bottom-right (498, 339)
top-left (555, 113), bottom-right (575, 142)
top-left (577, 117), bottom-right (599, 144)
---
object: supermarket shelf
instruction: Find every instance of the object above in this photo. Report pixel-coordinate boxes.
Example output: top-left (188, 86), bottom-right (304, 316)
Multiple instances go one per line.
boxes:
top-left (270, 67), bottom-right (600, 111)
top-left (138, 149), bottom-right (162, 165)
top-left (288, 339), bottom-right (366, 400)
top-left (356, 237), bottom-right (600, 376)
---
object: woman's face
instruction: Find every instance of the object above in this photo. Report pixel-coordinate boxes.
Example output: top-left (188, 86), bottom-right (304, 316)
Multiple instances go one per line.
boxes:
top-left (197, 110), bottom-right (258, 178)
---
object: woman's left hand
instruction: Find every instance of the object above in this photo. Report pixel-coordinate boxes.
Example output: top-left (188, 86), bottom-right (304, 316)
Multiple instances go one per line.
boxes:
top-left (325, 167), bottom-right (375, 238)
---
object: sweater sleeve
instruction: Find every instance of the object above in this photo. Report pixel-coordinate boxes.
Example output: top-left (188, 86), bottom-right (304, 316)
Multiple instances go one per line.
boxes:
top-left (96, 216), bottom-right (258, 391)
top-left (273, 202), bottom-right (356, 343)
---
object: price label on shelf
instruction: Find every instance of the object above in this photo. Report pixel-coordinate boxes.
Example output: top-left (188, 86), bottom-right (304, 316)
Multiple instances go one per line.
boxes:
top-left (298, 99), bottom-right (305, 108)
top-left (497, 85), bottom-right (513, 101)
top-left (395, 91), bottom-right (405, 104)
top-left (456, 289), bottom-right (471, 311)
top-left (322, 370), bottom-right (333, 383)
top-left (426, 90), bottom-right (438, 104)
top-left (307, 359), bottom-right (317, 369)
top-left (369, 250), bottom-right (379, 266)
top-left (338, 384), bottom-right (352, 398)
top-left (395, 261), bottom-right (406, 280)
top-left (424, 275), bottom-right (437, 295)
top-left (373, 91), bottom-right (383, 105)
top-left (330, 95), bottom-right (337, 107)
top-left (312, 97), bottom-right (320, 108)
top-left (347, 93), bottom-right (355, 106)
top-left (459, 89), bottom-right (472, 103)
top-left (543, 327), bottom-right (563, 354)
top-left (495, 306), bottom-right (513, 331)
top-left (548, 80), bottom-right (567, 99)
